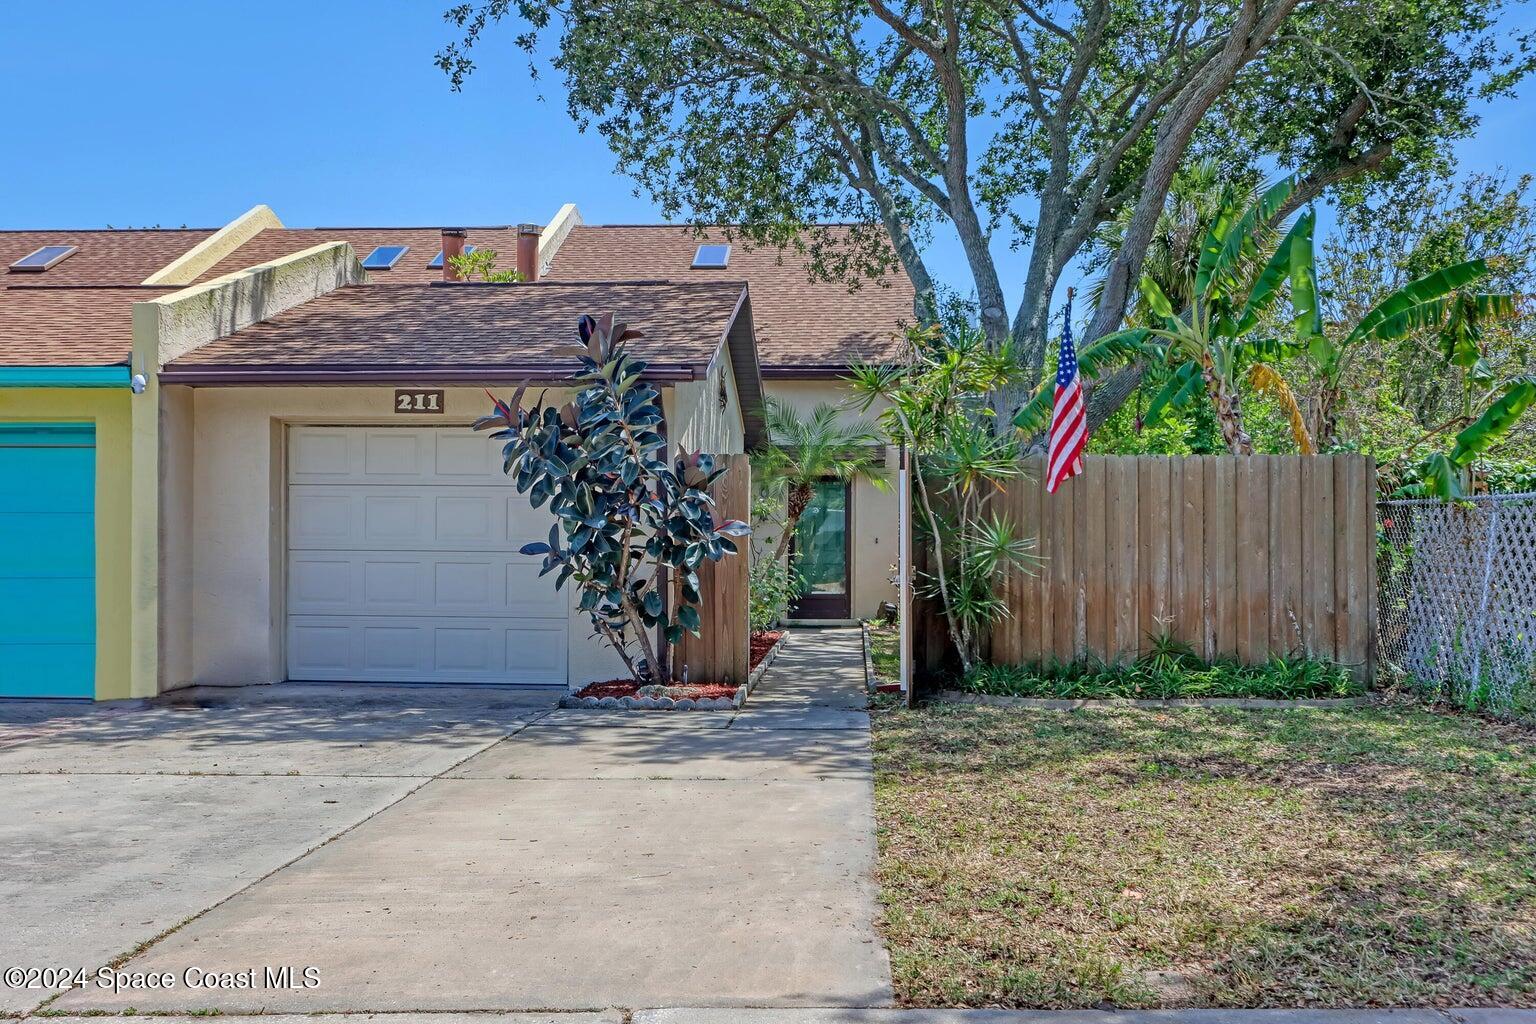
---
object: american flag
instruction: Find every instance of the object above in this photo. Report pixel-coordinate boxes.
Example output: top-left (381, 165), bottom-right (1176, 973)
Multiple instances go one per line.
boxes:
top-left (1046, 289), bottom-right (1087, 493)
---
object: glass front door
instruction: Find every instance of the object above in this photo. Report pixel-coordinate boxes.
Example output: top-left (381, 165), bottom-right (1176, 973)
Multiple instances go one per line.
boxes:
top-left (790, 479), bottom-right (851, 620)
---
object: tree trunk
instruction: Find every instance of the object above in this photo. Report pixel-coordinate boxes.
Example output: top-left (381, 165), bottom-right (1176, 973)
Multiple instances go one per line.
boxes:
top-left (1312, 383), bottom-right (1341, 451)
top-left (1202, 361), bottom-right (1253, 456)
top-left (620, 590), bottom-right (665, 684)
top-left (771, 480), bottom-right (814, 563)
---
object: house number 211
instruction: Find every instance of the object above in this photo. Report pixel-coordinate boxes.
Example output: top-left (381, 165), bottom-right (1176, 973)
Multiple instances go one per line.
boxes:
top-left (394, 389), bottom-right (444, 414)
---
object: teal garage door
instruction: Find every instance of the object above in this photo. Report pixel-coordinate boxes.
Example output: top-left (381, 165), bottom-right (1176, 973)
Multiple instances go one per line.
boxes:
top-left (0, 424), bottom-right (95, 698)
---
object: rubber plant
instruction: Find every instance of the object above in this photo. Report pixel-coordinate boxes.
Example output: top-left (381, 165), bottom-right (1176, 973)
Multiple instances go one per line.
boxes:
top-left (475, 313), bottom-right (749, 684)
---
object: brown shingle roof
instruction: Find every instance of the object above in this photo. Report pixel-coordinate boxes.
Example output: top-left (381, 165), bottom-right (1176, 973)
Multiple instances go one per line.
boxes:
top-left (0, 229), bottom-right (211, 366)
top-left (195, 227), bottom-right (529, 284)
top-left (543, 225), bottom-right (914, 371)
top-left (0, 285), bottom-right (175, 366)
top-left (1, 229), bottom-right (213, 286)
top-left (167, 281), bottom-right (749, 378)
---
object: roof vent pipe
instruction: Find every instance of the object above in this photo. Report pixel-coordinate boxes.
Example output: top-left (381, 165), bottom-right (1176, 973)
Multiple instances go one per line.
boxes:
top-left (441, 228), bottom-right (468, 281)
top-left (516, 224), bottom-right (542, 282)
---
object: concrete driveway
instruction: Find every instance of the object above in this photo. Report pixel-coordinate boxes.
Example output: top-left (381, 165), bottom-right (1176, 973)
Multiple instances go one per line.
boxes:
top-left (5, 628), bottom-right (891, 1014)
top-left (0, 685), bottom-right (557, 1015)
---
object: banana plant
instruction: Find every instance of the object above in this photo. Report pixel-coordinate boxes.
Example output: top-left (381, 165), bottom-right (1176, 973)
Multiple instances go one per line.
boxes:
top-left (1396, 376), bottom-right (1536, 498)
top-left (1302, 258), bottom-right (1517, 450)
top-left (1017, 175), bottom-right (1319, 455)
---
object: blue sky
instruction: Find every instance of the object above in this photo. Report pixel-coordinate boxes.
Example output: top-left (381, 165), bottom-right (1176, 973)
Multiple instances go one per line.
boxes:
top-left (3, 2), bottom-right (1532, 305)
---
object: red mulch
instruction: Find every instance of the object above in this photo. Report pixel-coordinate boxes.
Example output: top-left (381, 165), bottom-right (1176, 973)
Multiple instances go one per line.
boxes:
top-left (573, 679), bottom-right (741, 701)
top-left (750, 630), bottom-right (786, 669)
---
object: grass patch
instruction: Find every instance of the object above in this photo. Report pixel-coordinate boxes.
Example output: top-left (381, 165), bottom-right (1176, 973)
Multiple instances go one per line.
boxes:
top-left (868, 619), bottom-right (900, 685)
top-left (872, 701), bottom-right (1536, 1008)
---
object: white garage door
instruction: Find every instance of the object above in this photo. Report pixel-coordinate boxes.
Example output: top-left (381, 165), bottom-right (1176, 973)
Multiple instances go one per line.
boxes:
top-left (286, 426), bottom-right (568, 685)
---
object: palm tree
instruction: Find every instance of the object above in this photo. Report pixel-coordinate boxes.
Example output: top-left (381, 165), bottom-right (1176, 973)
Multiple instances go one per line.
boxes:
top-left (753, 399), bottom-right (885, 563)
top-left (1092, 158), bottom-right (1234, 325)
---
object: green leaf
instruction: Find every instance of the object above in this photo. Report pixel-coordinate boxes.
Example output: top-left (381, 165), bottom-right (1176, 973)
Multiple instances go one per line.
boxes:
top-left (1144, 361), bottom-right (1202, 426)
top-left (1237, 209), bottom-right (1313, 334)
top-left (1448, 377), bottom-right (1536, 465)
top-left (677, 604), bottom-right (701, 633)
top-left (1344, 259), bottom-right (1490, 348)
top-left (1140, 276), bottom-right (1175, 320)
top-left (1198, 176), bottom-right (1294, 300)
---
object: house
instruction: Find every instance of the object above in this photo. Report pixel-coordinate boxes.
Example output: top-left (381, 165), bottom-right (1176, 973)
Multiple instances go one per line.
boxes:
top-left (1, 203), bottom-right (911, 700)
top-left (542, 220), bottom-right (915, 622)
top-left (0, 229), bottom-right (217, 699)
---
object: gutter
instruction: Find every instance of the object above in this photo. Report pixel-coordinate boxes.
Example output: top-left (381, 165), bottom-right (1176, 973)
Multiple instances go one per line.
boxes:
top-left (156, 363), bottom-right (705, 385)
top-left (0, 366), bottom-right (133, 388)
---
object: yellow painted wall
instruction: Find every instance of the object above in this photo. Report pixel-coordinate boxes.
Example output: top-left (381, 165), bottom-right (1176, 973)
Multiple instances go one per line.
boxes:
top-left (0, 389), bottom-right (137, 699)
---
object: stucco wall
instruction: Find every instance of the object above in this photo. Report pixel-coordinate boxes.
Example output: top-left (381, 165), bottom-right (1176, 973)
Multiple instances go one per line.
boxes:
top-left (181, 384), bottom-right (732, 688)
top-left (159, 385), bottom-right (196, 691)
top-left (664, 345), bottom-right (745, 456)
top-left (760, 378), bottom-right (898, 620)
top-left (0, 389), bottom-right (137, 699)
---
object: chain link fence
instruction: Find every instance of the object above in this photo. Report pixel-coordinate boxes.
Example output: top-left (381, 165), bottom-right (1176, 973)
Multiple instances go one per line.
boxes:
top-left (1377, 492), bottom-right (1536, 717)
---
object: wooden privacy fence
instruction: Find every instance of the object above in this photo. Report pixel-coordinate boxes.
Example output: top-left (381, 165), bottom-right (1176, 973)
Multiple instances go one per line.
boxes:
top-left (674, 453), bottom-right (752, 684)
top-left (918, 454), bottom-right (1378, 680)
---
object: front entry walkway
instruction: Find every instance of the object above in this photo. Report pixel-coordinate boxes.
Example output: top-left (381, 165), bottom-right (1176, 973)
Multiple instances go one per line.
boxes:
top-left (37, 627), bottom-right (891, 1013)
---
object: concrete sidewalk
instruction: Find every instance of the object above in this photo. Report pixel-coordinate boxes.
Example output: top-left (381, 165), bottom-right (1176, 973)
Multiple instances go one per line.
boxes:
top-left (44, 627), bottom-right (891, 1013)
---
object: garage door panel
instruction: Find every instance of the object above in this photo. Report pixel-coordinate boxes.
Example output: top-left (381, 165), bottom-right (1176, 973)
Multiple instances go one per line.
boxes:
top-left (0, 513), bottom-right (95, 576)
top-left (436, 432), bottom-right (501, 477)
top-left (362, 495), bottom-right (425, 545)
top-left (289, 429), bottom-right (352, 479)
top-left (288, 491), bottom-right (355, 548)
top-left (0, 425), bottom-right (95, 698)
top-left (0, 643), bottom-right (95, 698)
top-left (286, 616), bottom-right (566, 684)
top-left (286, 427), bottom-right (568, 685)
top-left (0, 579), bottom-right (94, 643)
top-left (363, 431), bottom-right (423, 477)
top-left (291, 486), bottom-right (522, 552)
top-left (288, 553), bottom-right (558, 618)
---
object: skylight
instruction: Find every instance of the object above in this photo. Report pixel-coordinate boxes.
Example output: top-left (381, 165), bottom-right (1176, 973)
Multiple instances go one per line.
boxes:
top-left (428, 245), bottom-right (476, 269)
top-left (361, 245), bottom-right (409, 270)
top-left (9, 245), bottom-right (78, 273)
top-left (692, 244), bottom-right (731, 268)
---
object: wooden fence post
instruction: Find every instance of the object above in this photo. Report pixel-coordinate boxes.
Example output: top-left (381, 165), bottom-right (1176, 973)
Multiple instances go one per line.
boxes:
top-left (674, 453), bottom-right (751, 684)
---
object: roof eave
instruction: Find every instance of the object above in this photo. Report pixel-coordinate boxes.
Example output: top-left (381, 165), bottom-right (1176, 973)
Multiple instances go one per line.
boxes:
top-left (156, 363), bottom-right (702, 386)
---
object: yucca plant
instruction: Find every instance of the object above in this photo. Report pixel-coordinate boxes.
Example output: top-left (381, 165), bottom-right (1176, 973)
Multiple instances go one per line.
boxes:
top-left (849, 324), bottom-right (1037, 673)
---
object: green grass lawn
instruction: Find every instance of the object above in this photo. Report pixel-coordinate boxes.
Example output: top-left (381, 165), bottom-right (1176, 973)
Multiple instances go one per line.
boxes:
top-left (872, 700), bottom-right (1536, 1008)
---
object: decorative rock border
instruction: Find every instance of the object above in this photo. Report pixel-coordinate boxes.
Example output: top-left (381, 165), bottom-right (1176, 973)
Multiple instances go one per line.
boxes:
top-left (938, 690), bottom-right (1377, 710)
top-left (559, 633), bottom-right (790, 712)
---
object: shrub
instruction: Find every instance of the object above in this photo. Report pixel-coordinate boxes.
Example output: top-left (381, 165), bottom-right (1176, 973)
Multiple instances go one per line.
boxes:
top-left (476, 312), bottom-right (748, 684)
top-left (964, 643), bottom-right (1362, 701)
top-left (749, 555), bottom-right (803, 633)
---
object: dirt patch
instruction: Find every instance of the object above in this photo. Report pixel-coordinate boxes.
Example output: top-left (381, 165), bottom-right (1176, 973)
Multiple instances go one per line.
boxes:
top-left (572, 679), bottom-right (740, 701)
top-left (751, 630), bottom-right (786, 669)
